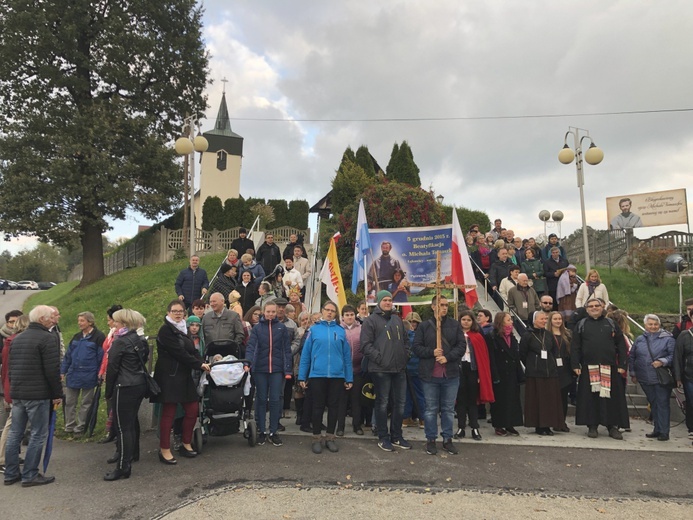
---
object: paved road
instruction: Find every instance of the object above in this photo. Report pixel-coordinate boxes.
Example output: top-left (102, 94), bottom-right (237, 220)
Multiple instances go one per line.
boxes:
top-left (0, 289), bottom-right (36, 324)
top-left (2, 416), bottom-right (691, 520)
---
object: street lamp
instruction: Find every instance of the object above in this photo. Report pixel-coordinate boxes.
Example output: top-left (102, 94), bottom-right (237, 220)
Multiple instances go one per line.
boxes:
top-left (558, 127), bottom-right (604, 273)
top-left (538, 210), bottom-right (564, 240)
top-left (436, 194), bottom-right (444, 205)
top-left (175, 115), bottom-right (208, 255)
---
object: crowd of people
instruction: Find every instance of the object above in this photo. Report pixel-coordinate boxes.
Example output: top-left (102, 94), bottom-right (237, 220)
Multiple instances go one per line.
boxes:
top-left (1, 220), bottom-right (692, 487)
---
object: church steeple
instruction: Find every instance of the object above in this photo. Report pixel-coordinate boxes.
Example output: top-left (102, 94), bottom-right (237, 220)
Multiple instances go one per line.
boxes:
top-left (212, 92), bottom-right (233, 135)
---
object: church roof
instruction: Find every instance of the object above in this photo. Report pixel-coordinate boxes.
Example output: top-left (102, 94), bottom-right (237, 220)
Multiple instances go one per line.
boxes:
top-left (203, 92), bottom-right (243, 156)
top-left (204, 92), bottom-right (243, 139)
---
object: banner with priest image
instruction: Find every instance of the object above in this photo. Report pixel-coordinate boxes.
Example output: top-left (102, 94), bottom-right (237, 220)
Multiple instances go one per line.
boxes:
top-left (606, 188), bottom-right (688, 230)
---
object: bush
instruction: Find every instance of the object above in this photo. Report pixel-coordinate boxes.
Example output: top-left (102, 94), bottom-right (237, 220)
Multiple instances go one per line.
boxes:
top-left (627, 244), bottom-right (673, 287)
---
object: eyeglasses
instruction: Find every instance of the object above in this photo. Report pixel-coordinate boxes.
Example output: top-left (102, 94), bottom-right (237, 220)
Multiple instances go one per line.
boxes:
top-left (170, 309), bottom-right (185, 314)
top-left (586, 304), bottom-right (602, 309)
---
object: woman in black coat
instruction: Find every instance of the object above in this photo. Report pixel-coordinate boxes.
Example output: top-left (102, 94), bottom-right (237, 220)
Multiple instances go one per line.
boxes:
top-left (104, 309), bottom-right (148, 481)
top-left (153, 300), bottom-right (210, 464)
top-left (486, 312), bottom-right (524, 436)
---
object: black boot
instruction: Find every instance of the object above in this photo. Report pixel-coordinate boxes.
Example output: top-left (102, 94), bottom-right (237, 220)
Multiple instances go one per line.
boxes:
top-left (107, 451), bottom-right (121, 464)
top-left (295, 398), bottom-right (304, 425)
top-left (104, 465), bottom-right (131, 481)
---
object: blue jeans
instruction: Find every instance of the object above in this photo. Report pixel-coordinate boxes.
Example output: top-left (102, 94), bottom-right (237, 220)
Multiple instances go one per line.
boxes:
top-left (422, 377), bottom-right (460, 441)
top-left (253, 372), bottom-right (284, 435)
top-left (404, 371), bottom-right (426, 420)
top-left (4, 399), bottom-right (50, 482)
top-left (371, 371), bottom-right (407, 441)
top-left (640, 383), bottom-right (671, 436)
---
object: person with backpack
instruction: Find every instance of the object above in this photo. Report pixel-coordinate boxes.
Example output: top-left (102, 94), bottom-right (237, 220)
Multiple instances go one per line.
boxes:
top-left (571, 297), bottom-right (630, 440)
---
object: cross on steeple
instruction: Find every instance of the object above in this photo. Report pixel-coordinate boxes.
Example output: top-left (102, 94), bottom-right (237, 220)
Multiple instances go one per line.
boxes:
top-left (221, 77), bottom-right (229, 94)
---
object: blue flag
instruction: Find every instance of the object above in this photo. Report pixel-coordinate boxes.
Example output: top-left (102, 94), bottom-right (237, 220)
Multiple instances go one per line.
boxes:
top-left (351, 199), bottom-right (372, 293)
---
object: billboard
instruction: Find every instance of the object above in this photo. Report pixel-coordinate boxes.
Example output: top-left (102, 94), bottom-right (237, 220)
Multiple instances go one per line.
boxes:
top-left (606, 188), bottom-right (688, 230)
top-left (365, 225), bottom-right (454, 305)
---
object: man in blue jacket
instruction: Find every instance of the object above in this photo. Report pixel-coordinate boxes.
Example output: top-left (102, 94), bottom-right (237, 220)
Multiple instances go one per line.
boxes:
top-left (175, 255), bottom-right (209, 314)
top-left (299, 301), bottom-right (353, 454)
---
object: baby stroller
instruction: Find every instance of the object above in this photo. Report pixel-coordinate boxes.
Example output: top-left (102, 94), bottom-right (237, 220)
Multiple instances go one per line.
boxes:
top-left (192, 340), bottom-right (257, 452)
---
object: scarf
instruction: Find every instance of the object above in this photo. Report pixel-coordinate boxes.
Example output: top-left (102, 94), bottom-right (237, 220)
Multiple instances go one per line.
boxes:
top-left (556, 264), bottom-right (577, 300)
top-left (588, 364), bottom-right (611, 398)
top-left (468, 331), bottom-right (495, 404)
top-left (502, 325), bottom-right (513, 347)
top-left (587, 280), bottom-right (599, 297)
top-left (115, 327), bottom-right (129, 337)
top-left (166, 315), bottom-right (188, 335)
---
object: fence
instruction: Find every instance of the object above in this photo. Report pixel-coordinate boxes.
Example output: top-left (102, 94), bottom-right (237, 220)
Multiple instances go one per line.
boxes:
top-left (69, 226), bottom-right (311, 280)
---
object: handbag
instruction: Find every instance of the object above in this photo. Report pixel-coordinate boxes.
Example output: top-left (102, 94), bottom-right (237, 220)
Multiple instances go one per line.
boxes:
top-left (645, 336), bottom-right (674, 388)
top-left (133, 341), bottom-right (161, 399)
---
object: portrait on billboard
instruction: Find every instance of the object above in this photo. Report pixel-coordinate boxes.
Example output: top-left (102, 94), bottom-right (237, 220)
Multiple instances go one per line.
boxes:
top-left (606, 189), bottom-right (688, 230)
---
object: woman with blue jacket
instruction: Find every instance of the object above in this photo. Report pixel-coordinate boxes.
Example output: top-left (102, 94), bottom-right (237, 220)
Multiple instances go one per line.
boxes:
top-left (299, 301), bottom-right (353, 454)
top-left (61, 312), bottom-right (105, 437)
top-left (629, 314), bottom-right (675, 441)
top-left (244, 301), bottom-right (292, 447)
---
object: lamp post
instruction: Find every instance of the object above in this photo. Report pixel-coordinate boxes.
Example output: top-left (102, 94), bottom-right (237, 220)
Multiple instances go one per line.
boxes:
top-left (436, 194), bottom-right (444, 205)
top-left (538, 210), bottom-right (564, 240)
top-left (175, 114), bottom-right (208, 255)
top-left (558, 127), bottom-right (604, 273)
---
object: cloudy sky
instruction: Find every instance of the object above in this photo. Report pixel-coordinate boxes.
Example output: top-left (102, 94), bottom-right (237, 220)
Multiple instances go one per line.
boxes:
top-left (5, 0), bottom-right (693, 255)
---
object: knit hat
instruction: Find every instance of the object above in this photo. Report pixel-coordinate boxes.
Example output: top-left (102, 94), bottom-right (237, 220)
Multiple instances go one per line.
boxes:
top-left (376, 290), bottom-right (392, 305)
top-left (220, 263), bottom-right (234, 274)
top-left (239, 227), bottom-right (247, 234)
top-left (186, 315), bottom-right (201, 326)
top-left (404, 312), bottom-right (422, 323)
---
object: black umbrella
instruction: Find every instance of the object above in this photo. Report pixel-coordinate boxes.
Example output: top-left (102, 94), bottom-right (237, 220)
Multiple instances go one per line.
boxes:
top-left (86, 383), bottom-right (102, 438)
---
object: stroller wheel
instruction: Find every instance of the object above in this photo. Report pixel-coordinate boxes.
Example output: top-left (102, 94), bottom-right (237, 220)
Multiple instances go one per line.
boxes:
top-left (247, 420), bottom-right (258, 447)
top-left (192, 426), bottom-right (204, 455)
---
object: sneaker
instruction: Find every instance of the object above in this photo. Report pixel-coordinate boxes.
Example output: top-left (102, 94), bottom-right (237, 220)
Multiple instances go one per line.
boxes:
top-left (471, 428), bottom-right (482, 441)
top-left (269, 433), bottom-right (283, 446)
top-left (392, 438), bottom-right (412, 450)
top-left (402, 418), bottom-right (417, 427)
top-left (608, 427), bottom-right (623, 440)
top-left (0, 464), bottom-right (4, 474)
top-left (418, 421), bottom-right (425, 429)
top-left (454, 428), bottom-right (465, 439)
top-left (442, 439), bottom-right (459, 455)
top-left (378, 439), bottom-right (395, 452)
top-left (688, 431), bottom-right (693, 439)
top-left (587, 427), bottom-right (598, 438)
top-left (257, 433), bottom-right (266, 446)
top-left (426, 440), bottom-right (437, 455)
top-left (21, 474), bottom-right (55, 487)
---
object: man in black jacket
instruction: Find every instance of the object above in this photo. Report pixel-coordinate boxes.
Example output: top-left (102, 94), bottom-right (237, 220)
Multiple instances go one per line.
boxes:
top-left (413, 296), bottom-right (465, 455)
top-left (4, 305), bottom-right (62, 487)
top-left (360, 290), bottom-right (410, 452)
top-left (256, 233), bottom-right (282, 278)
top-left (230, 228), bottom-right (255, 258)
top-left (488, 247), bottom-right (513, 310)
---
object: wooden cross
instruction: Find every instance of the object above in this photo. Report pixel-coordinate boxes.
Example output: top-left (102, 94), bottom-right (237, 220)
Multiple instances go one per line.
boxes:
top-left (221, 77), bottom-right (229, 94)
top-left (408, 251), bottom-right (463, 354)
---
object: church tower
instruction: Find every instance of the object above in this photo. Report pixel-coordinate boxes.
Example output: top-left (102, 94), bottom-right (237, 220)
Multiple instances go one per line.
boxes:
top-left (194, 89), bottom-right (244, 227)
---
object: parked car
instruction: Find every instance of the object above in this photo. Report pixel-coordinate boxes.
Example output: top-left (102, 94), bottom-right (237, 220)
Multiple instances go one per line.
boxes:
top-left (17, 280), bottom-right (39, 290)
top-left (37, 281), bottom-right (57, 290)
top-left (6, 280), bottom-right (19, 290)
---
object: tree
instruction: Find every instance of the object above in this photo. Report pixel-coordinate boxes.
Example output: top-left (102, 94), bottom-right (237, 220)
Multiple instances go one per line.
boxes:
top-left (224, 195), bottom-right (246, 228)
top-left (0, 1), bottom-right (209, 285)
top-left (288, 200), bottom-right (310, 229)
top-left (354, 145), bottom-right (376, 178)
top-left (201, 196), bottom-right (224, 231)
top-left (386, 140), bottom-right (421, 187)
top-left (331, 160), bottom-right (373, 216)
top-left (267, 199), bottom-right (289, 228)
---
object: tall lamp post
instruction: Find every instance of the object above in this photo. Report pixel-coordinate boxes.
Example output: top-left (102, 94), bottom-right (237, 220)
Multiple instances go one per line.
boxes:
top-left (538, 210), bottom-right (564, 240)
top-left (175, 115), bottom-right (208, 256)
top-left (558, 127), bottom-right (604, 273)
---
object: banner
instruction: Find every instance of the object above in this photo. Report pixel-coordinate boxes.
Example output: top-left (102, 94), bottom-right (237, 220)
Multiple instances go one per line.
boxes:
top-left (320, 237), bottom-right (347, 311)
top-left (606, 188), bottom-right (688, 229)
top-left (366, 225), bottom-right (455, 306)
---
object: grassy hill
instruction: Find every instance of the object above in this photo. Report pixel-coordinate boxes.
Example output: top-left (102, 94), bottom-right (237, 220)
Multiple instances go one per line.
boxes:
top-left (25, 253), bottom-right (227, 341)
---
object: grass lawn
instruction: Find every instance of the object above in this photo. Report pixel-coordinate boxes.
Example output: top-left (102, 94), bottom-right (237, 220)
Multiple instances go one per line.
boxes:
top-left (23, 253), bottom-right (226, 442)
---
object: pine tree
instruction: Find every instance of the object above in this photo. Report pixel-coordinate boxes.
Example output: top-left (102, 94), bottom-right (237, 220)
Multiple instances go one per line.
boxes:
top-left (355, 145), bottom-right (376, 178)
top-left (385, 143), bottom-right (400, 178)
top-left (202, 197), bottom-right (224, 231)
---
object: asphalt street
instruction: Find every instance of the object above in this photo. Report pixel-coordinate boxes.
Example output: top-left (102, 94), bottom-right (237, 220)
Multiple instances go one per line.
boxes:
top-left (1, 413), bottom-right (691, 520)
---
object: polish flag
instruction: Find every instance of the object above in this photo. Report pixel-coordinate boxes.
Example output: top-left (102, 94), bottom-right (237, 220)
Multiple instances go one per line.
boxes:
top-left (451, 209), bottom-right (479, 308)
